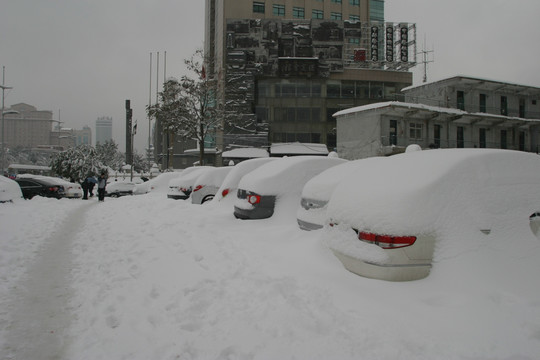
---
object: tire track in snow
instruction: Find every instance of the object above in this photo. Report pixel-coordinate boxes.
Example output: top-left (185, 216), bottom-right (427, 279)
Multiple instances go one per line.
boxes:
top-left (2, 201), bottom-right (94, 360)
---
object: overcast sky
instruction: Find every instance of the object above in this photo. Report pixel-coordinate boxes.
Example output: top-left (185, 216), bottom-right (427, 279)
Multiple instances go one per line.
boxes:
top-left (1, 0), bottom-right (540, 154)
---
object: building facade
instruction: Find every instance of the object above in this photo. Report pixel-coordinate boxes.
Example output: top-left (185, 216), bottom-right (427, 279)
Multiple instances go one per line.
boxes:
top-left (204, 0), bottom-right (414, 154)
top-left (335, 77), bottom-right (540, 159)
top-left (95, 116), bottom-right (113, 145)
top-left (75, 126), bottom-right (92, 146)
top-left (2, 103), bottom-right (54, 148)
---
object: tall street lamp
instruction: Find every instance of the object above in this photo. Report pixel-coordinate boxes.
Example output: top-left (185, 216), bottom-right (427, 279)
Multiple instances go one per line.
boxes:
top-left (1, 66), bottom-right (14, 176)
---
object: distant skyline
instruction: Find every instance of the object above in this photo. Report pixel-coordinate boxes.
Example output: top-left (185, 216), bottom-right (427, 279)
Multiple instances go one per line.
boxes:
top-left (2, 0), bottom-right (540, 155)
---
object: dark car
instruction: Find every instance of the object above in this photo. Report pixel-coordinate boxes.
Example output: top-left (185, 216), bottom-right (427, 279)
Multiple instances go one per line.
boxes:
top-left (14, 177), bottom-right (66, 199)
top-left (234, 189), bottom-right (276, 219)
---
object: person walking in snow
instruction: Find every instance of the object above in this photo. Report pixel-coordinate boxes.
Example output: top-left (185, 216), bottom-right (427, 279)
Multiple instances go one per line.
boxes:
top-left (97, 172), bottom-right (107, 202)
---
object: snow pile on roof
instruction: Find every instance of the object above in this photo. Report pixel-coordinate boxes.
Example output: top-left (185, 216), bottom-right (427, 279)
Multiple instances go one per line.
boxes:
top-left (333, 101), bottom-right (467, 118)
top-left (270, 142), bottom-right (329, 155)
top-left (222, 147), bottom-right (269, 159)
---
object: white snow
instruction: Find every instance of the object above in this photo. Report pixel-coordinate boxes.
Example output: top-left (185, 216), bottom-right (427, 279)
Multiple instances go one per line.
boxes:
top-left (1, 157), bottom-right (540, 359)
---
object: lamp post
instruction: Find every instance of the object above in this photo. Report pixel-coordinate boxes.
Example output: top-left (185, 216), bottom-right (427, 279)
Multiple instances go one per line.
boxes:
top-left (1, 66), bottom-right (14, 176)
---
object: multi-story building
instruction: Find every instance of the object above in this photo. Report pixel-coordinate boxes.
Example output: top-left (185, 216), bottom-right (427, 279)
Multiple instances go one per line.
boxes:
top-left (95, 116), bottom-right (113, 145)
top-left (2, 103), bottom-right (54, 148)
top-left (204, 0), bottom-right (415, 156)
top-left (335, 76), bottom-right (540, 159)
top-left (75, 126), bottom-right (92, 146)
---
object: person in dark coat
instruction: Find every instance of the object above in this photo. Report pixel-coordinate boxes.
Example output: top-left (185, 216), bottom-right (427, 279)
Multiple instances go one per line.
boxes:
top-left (97, 172), bottom-right (107, 202)
top-left (81, 177), bottom-right (89, 200)
top-left (87, 176), bottom-right (97, 197)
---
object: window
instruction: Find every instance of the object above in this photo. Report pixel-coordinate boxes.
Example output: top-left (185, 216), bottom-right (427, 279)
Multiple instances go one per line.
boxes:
top-left (457, 126), bottom-right (464, 148)
top-left (331, 0), bottom-right (342, 3)
top-left (479, 93), bottom-right (486, 113)
top-left (519, 98), bottom-right (525, 118)
top-left (389, 120), bottom-right (398, 146)
top-left (500, 130), bottom-right (507, 149)
top-left (330, 12), bottom-right (342, 20)
top-left (349, 0), bottom-right (360, 5)
top-left (327, 83), bottom-right (340, 98)
top-left (293, 7), bottom-right (305, 18)
top-left (457, 91), bottom-right (465, 111)
top-left (501, 96), bottom-right (508, 116)
top-left (519, 131), bottom-right (526, 151)
top-left (312, 9), bottom-right (323, 19)
top-left (348, 38), bottom-right (360, 44)
top-left (433, 124), bottom-right (441, 148)
top-left (409, 123), bottom-right (422, 140)
top-left (273, 4), bottom-right (285, 16)
top-left (479, 128), bottom-right (486, 148)
top-left (253, 2), bottom-right (265, 13)
top-left (349, 15), bottom-right (360, 21)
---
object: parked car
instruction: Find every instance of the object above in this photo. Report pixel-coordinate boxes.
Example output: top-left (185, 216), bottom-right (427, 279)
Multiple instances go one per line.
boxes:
top-left (191, 166), bottom-right (234, 204)
top-left (297, 158), bottom-right (383, 230)
top-left (215, 158), bottom-right (278, 203)
top-left (167, 166), bottom-right (213, 200)
top-left (326, 149), bottom-right (540, 281)
top-left (105, 181), bottom-right (136, 197)
top-left (134, 172), bottom-right (182, 195)
top-left (57, 178), bottom-right (83, 198)
top-left (14, 176), bottom-right (66, 199)
top-left (234, 156), bottom-right (347, 220)
top-left (0, 176), bottom-right (23, 203)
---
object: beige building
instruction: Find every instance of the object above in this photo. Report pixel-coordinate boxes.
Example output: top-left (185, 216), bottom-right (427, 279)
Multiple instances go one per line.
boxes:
top-left (2, 103), bottom-right (54, 148)
top-left (204, 0), bottom-right (414, 154)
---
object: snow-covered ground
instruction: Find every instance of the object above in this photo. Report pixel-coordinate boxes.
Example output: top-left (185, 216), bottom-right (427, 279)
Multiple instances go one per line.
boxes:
top-left (1, 173), bottom-right (540, 359)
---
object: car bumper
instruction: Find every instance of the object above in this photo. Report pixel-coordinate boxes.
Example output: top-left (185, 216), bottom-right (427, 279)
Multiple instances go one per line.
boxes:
top-left (234, 205), bottom-right (275, 219)
top-left (167, 194), bottom-right (189, 200)
top-left (331, 249), bottom-right (432, 281)
top-left (297, 218), bottom-right (324, 231)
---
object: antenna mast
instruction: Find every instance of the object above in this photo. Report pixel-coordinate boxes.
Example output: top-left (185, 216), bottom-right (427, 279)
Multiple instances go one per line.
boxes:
top-left (417, 36), bottom-right (434, 83)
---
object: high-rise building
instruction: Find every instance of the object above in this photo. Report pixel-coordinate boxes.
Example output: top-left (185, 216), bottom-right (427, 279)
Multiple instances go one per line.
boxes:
top-left (204, 0), bottom-right (414, 153)
top-left (75, 126), bottom-right (92, 146)
top-left (95, 116), bottom-right (112, 145)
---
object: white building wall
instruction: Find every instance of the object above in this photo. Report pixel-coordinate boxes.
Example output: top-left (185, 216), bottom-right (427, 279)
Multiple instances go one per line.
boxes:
top-left (337, 112), bottom-right (383, 159)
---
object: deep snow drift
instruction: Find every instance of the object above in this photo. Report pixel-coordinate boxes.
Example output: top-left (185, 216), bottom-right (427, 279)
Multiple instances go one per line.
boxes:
top-left (1, 173), bottom-right (540, 359)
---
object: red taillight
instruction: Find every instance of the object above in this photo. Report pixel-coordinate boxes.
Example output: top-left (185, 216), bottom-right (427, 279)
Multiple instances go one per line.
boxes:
top-left (49, 186), bottom-right (58, 192)
top-left (193, 185), bottom-right (203, 192)
top-left (222, 188), bottom-right (229, 197)
top-left (358, 232), bottom-right (417, 249)
top-left (247, 194), bottom-right (261, 205)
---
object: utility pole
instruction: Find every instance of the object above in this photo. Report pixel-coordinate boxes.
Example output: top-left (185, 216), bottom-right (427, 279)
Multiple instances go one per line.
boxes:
top-left (1, 66), bottom-right (14, 176)
top-left (125, 99), bottom-right (133, 166)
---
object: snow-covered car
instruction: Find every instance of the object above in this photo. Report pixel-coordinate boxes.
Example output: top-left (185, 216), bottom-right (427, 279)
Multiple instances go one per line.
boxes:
top-left (214, 158), bottom-right (278, 203)
top-left (105, 181), bottom-right (136, 197)
top-left (134, 172), bottom-right (182, 195)
top-left (167, 166), bottom-right (213, 200)
top-left (14, 175), bottom-right (67, 199)
top-left (191, 166), bottom-right (234, 204)
top-left (326, 148), bottom-right (540, 282)
top-left (0, 176), bottom-right (23, 203)
top-left (57, 178), bottom-right (83, 198)
top-left (297, 158), bottom-right (383, 231)
top-left (234, 156), bottom-right (347, 220)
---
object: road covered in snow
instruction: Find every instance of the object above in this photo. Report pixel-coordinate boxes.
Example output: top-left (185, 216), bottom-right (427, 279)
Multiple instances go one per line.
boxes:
top-left (1, 183), bottom-right (540, 359)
